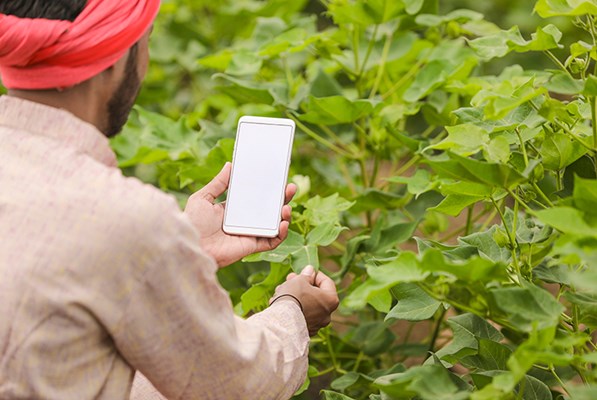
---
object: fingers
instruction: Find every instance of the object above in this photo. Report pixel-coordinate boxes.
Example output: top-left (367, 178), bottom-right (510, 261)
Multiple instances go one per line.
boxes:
top-left (300, 265), bottom-right (316, 285)
top-left (281, 205), bottom-right (292, 223)
top-left (278, 220), bottom-right (289, 242)
top-left (285, 183), bottom-right (297, 204)
top-left (315, 271), bottom-right (337, 293)
top-left (196, 162), bottom-right (232, 202)
top-left (286, 272), bottom-right (297, 281)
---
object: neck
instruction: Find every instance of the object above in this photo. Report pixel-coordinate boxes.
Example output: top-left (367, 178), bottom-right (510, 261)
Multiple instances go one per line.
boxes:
top-left (8, 83), bottom-right (105, 134)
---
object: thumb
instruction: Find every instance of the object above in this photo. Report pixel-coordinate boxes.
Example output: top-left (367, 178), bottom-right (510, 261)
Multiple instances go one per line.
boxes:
top-left (300, 265), bottom-right (316, 285)
top-left (196, 162), bottom-right (231, 202)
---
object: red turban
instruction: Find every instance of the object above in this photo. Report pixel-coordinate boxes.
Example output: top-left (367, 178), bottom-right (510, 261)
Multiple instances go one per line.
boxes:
top-left (0, 0), bottom-right (160, 90)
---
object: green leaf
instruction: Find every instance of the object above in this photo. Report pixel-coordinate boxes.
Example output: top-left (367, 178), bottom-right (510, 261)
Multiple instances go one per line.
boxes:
top-left (540, 132), bottom-right (587, 171)
top-left (213, 74), bottom-right (286, 105)
top-left (484, 136), bottom-right (511, 163)
top-left (303, 193), bottom-right (355, 226)
top-left (403, 60), bottom-right (450, 102)
top-left (458, 227), bottom-right (511, 263)
top-left (309, 69), bottom-right (344, 98)
top-left (331, 372), bottom-right (373, 391)
top-left (351, 189), bottom-right (405, 213)
top-left (343, 252), bottom-right (427, 310)
top-left (369, 289), bottom-right (393, 313)
top-left (535, 0), bottom-right (597, 17)
top-left (453, 104), bottom-right (544, 133)
top-left (178, 138), bottom-right (234, 187)
top-left (321, 390), bottom-right (356, 400)
top-left (421, 249), bottom-right (508, 282)
top-left (387, 169), bottom-right (437, 198)
top-left (113, 107), bottom-right (201, 167)
top-left (198, 49), bottom-right (234, 70)
top-left (386, 283), bottom-right (442, 322)
top-left (427, 153), bottom-right (528, 188)
top-left (243, 230), bottom-right (304, 262)
top-left (430, 194), bottom-right (483, 217)
top-left (469, 25), bottom-right (562, 61)
top-left (545, 70), bottom-right (584, 95)
top-left (225, 49), bottom-right (263, 76)
top-left (434, 313), bottom-right (504, 364)
top-left (461, 339), bottom-right (512, 371)
top-left (306, 222), bottom-right (347, 246)
top-left (567, 385), bottom-right (597, 400)
top-left (563, 292), bottom-right (597, 328)
top-left (327, 0), bottom-right (405, 25)
top-left (489, 283), bottom-right (565, 332)
top-left (299, 96), bottom-right (376, 125)
top-left (428, 124), bottom-right (490, 156)
top-left (240, 263), bottom-right (290, 314)
top-left (374, 365), bottom-right (466, 400)
top-left (291, 244), bottom-right (320, 272)
top-left (583, 75), bottom-right (597, 96)
top-left (404, 0), bottom-right (424, 15)
top-left (518, 375), bottom-right (553, 400)
top-left (349, 321), bottom-right (396, 356)
top-left (365, 221), bottom-right (419, 254)
top-left (536, 207), bottom-right (597, 236)
top-left (574, 175), bottom-right (597, 215)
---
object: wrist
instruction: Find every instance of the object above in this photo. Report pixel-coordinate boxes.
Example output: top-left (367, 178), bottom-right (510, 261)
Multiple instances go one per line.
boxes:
top-left (269, 293), bottom-right (303, 312)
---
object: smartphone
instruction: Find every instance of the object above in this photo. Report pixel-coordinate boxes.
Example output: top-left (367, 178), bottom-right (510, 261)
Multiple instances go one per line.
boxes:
top-left (223, 116), bottom-right (295, 238)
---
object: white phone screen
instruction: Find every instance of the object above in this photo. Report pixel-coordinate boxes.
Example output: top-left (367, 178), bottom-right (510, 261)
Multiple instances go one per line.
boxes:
top-left (225, 121), bottom-right (293, 231)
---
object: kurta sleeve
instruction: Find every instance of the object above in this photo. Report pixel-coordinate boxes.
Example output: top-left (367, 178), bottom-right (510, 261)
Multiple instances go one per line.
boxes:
top-left (115, 201), bottom-right (309, 400)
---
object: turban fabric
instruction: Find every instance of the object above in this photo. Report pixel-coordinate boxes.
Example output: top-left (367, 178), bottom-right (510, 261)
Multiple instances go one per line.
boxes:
top-left (0, 0), bottom-right (160, 90)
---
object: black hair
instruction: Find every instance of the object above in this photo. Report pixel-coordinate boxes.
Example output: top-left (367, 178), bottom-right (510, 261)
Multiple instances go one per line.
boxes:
top-left (0, 0), bottom-right (87, 21)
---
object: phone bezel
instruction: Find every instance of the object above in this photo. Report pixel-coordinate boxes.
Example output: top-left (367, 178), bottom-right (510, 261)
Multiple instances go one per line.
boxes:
top-left (222, 116), bottom-right (295, 238)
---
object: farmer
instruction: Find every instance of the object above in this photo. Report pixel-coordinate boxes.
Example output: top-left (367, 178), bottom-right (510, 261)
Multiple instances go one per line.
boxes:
top-left (0, 1), bottom-right (339, 399)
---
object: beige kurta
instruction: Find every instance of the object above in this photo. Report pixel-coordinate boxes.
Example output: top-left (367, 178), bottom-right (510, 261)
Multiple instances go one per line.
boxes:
top-left (0, 96), bottom-right (309, 400)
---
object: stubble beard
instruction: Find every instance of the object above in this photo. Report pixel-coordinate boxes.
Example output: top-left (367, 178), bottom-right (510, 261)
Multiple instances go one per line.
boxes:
top-left (105, 45), bottom-right (142, 138)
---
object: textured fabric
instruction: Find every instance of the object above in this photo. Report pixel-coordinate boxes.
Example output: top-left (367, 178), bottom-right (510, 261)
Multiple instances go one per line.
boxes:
top-left (0, 0), bottom-right (160, 89)
top-left (0, 95), bottom-right (310, 400)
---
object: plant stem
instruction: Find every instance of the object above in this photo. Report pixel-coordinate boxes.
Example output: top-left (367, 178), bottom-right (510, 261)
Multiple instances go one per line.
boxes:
top-left (465, 206), bottom-right (474, 236)
top-left (311, 366), bottom-right (335, 377)
top-left (591, 96), bottom-right (597, 176)
top-left (288, 113), bottom-right (355, 158)
top-left (531, 182), bottom-right (555, 208)
top-left (352, 351), bottom-right (365, 372)
top-left (324, 328), bottom-right (339, 371)
top-left (507, 188), bottom-right (536, 215)
top-left (353, 25), bottom-right (360, 79)
top-left (479, 205), bottom-right (499, 231)
top-left (491, 197), bottom-right (520, 276)
top-left (369, 33), bottom-right (393, 99)
top-left (544, 50), bottom-right (572, 77)
top-left (339, 162), bottom-right (358, 196)
top-left (359, 25), bottom-right (379, 77)
top-left (382, 59), bottom-right (425, 100)
top-left (428, 308), bottom-right (447, 353)
top-left (550, 365), bottom-right (571, 396)
top-left (515, 128), bottom-right (529, 167)
top-left (370, 156), bottom-right (380, 187)
top-left (553, 118), bottom-right (595, 152)
top-left (438, 209), bottom-right (486, 242)
top-left (282, 56), bottom-right (294, 89)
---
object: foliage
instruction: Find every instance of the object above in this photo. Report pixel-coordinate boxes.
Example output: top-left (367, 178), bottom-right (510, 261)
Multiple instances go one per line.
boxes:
top-left (111, 0), bottom-right (597, 399)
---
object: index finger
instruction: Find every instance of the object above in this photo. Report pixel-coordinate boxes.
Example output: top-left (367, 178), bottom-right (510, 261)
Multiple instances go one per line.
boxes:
top-left (315, 271), bottom-right (337, 293)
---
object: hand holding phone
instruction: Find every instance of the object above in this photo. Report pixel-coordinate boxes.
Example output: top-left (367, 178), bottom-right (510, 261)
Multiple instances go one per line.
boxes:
top-left (223, 116), bottom-right (295, 238)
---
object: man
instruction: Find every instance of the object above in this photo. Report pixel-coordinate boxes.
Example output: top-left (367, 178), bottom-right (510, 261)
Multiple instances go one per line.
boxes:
top-left (0, 1), bottom-right (339, 399)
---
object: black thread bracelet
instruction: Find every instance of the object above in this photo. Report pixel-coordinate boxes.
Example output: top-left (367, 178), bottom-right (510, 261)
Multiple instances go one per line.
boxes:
top-left (269, 294), bottom-right (304, 311)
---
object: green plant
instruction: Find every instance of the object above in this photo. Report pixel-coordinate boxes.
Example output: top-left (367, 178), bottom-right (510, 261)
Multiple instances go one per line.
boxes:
top-left (111, 0), bottom-right (597, 398)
